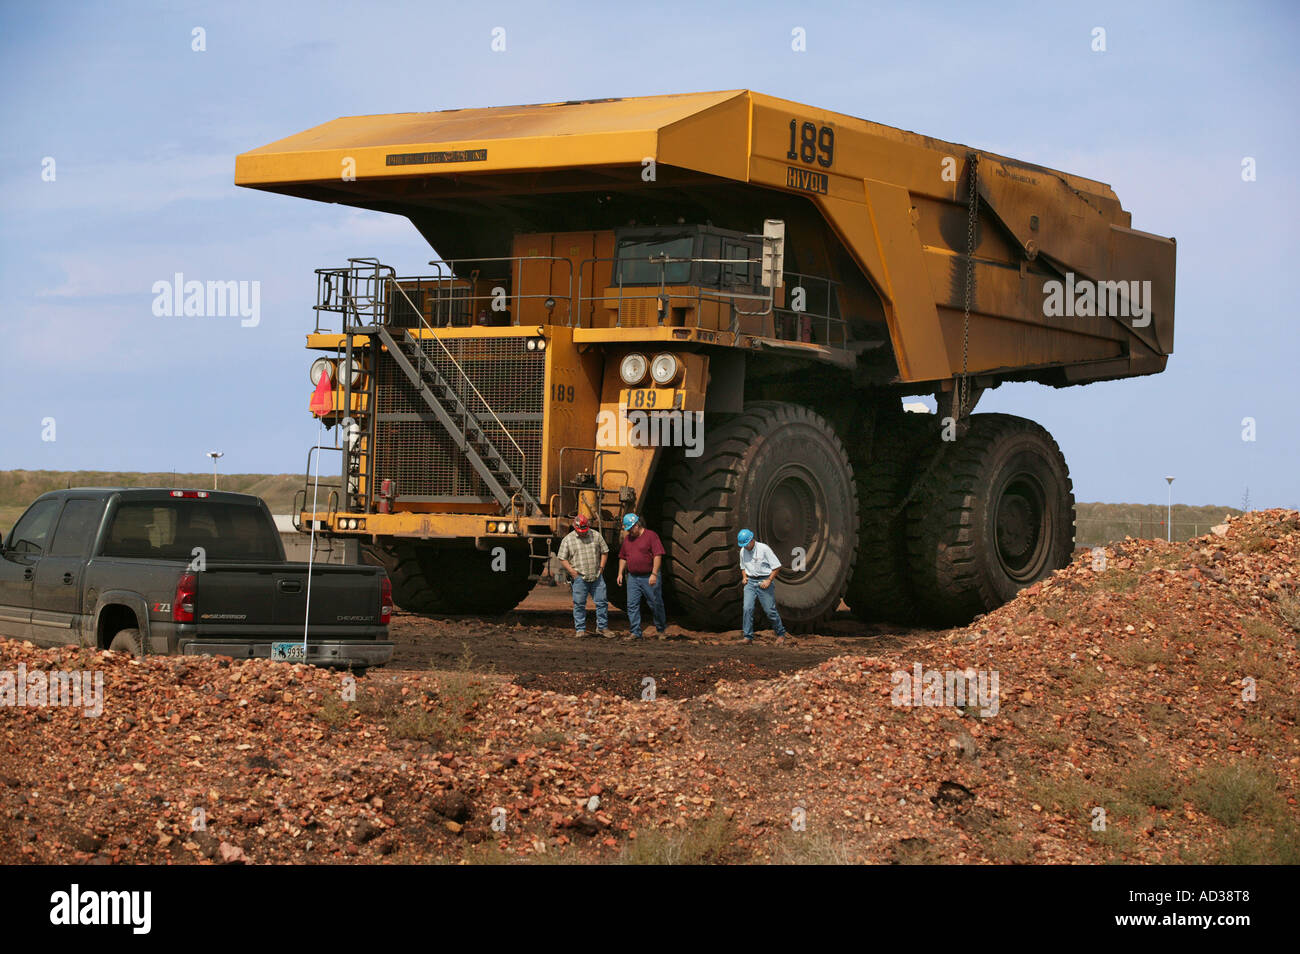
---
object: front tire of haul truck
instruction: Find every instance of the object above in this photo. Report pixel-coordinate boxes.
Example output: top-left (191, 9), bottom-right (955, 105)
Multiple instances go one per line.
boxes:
top-left (660, 401), bottom-right (858, 632)
top-left (361, 541), bottom-right (533, 616)
top-left (904, 413), bottom-right (1075, 625)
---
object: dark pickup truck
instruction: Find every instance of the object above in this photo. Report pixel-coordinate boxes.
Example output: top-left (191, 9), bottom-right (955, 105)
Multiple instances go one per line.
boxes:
top-left (0, 488), bottom-right (393, 668)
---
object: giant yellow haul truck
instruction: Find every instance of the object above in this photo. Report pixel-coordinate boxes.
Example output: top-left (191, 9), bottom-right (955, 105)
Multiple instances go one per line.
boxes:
top-left (235, 90), bottom-right (1175, 628)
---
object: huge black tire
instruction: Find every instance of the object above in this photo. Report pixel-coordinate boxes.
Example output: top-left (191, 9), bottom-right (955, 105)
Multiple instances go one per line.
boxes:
top-left (844, 411), bottom-right (939, 623)
top-left (904, 413), bottom-right (1074, 625)
top-left (361, 541), bottom-right (441, 614)
top-left (361, 541), bottom-right (534, 615)
top-left (660, 402), bottom-right (858, 632)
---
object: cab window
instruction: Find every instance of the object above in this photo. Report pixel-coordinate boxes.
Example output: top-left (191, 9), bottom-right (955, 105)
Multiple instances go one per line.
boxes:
top-left (49, 499), bottom-right (105, 558)
top-left (701, 235), bottom-right (721, 286)
top-left (722, 241), bottom-right (754, 288)
top-left (102, 500), bottom-right (281, 562)
top-left (615, 235), bottom-right (694, 285)
top-left (7, 499), bottom-right (62, 556)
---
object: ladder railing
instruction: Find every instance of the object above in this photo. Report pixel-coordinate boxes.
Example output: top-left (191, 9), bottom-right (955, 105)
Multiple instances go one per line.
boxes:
top-left (321, 259), bottom-right (539, 516)
top-left (373, 322), bottom-right (539, 514)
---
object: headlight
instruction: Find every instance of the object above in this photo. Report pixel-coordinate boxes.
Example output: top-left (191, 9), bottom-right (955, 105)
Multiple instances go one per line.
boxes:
top-left (620, 353), bottom-right (648, 385)
top-left (341, 357), bottom-right (363, 387)
top-left (526, 339), bottom-right (537, 351)
top-left (309, 357), bottom-right (334, 386)
top-left (650, 353), bottom-right (680, 385)
top-left (536, 339), bottom-right (546, 351)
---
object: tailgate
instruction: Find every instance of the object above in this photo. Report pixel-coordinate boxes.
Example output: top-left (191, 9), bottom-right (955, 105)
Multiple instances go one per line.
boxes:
top-left (192, 563), bottom-right (383, 634)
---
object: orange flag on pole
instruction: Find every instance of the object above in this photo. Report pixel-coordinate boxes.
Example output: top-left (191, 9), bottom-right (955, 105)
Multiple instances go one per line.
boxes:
top-left (309, 369), bottom-right (333, 417)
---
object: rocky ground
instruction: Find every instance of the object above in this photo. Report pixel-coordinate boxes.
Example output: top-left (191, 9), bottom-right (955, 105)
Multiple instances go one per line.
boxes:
top-left (1, 510), bottom-right (1296, 864)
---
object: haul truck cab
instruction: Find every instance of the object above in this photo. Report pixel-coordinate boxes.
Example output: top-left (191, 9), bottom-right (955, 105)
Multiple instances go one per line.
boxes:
top-left (237, 91), bottom-right (1174, 629)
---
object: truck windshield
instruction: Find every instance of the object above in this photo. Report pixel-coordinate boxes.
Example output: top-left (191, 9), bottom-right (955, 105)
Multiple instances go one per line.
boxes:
top-left (101, 500), bottom-right (281, 562)
top-left (616, 236), bottom-right (694, 285)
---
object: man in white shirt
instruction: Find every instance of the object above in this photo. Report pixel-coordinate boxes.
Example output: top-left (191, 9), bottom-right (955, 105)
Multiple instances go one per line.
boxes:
top-left (737, 528), bottom-right (788, 644)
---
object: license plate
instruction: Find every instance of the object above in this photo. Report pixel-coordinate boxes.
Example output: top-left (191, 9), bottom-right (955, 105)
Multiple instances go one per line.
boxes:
top-left (620, 388), bottom-right (682, 410)
top-left (271, 642), bottom-right (307, 662)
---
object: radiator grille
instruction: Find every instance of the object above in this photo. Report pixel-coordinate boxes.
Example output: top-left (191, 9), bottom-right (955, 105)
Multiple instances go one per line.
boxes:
top-left (617, 297), bottom-right (656, 327)
top-left (374, 336), bottom-right (544, 503)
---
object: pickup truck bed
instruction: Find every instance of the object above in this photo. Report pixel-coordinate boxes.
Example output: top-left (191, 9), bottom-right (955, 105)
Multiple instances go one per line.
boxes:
top-left (0, 488), bottom-right (393, 668)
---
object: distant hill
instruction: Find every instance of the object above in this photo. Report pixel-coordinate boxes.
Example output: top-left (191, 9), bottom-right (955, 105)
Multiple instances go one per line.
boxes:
top-left (0, 470), bottom-right (1245, 545)
top-left (0, 470), bottom-right (303, 534)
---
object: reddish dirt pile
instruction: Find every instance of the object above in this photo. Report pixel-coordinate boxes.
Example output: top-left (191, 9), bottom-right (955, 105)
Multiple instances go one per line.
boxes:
top-left (1, 510), bottom-right (1296, 864)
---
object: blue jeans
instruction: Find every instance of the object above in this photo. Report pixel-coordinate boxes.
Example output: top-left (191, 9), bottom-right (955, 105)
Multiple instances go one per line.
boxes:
top-left (571, 576), bottom-right (608, 632)
top-left (625, 573), bottom-right (666, 637)
top-left (743, 579), bottom-right (785, 638)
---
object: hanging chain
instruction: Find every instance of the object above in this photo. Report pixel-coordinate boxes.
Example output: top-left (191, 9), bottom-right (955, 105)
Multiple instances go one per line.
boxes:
top-left (960, 151), bottom-right (979, 418)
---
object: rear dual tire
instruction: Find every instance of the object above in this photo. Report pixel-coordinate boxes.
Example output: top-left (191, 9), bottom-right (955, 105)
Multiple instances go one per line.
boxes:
top-left (904, 413), bottom-right (1075, 625)
top-left (361, 541), bottom-right (534, 616)
top-left (844, 410), bottom-right (936, 623)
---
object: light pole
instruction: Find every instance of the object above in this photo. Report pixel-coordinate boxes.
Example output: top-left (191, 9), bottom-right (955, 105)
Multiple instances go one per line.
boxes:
top-left (1164, 476), bottom-right (1175, 542)
top-left (207, 451), bottom-right (224, 490)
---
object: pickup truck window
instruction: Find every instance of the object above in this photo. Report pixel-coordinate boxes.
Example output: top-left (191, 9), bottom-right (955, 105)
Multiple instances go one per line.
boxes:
top-left (49, 499), bottom-right (105, 558)
top-left (101, 500), bottom-right (281, 562)
top-left (8, 499), bottom-right (61, 556)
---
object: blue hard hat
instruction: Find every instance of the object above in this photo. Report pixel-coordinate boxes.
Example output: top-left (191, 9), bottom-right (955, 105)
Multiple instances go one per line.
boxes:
top-left (737, 528), bottom-right (754, 547)
top-left (622, 513), bottom-right (640, 531)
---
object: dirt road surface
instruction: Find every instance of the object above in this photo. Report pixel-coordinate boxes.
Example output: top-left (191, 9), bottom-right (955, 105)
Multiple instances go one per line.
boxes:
top-left (388, 583), bottom-right (931, 699)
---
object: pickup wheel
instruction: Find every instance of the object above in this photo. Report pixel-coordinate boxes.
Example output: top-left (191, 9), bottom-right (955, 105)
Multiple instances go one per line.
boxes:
top-left (108, 628), bottom-right (144, 657)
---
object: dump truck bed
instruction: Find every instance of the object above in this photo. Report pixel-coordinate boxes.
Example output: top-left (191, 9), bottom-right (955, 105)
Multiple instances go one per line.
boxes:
top-left (236, 90), bottom-right (1173, 389)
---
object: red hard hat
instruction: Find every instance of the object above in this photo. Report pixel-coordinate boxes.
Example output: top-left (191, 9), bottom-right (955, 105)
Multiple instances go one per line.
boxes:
top-left (573, 514), bottom-right (590, 533)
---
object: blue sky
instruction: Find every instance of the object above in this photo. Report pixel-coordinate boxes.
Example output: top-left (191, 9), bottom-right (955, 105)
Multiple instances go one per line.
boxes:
top-left (1, 0), bottom-right (1296, 508)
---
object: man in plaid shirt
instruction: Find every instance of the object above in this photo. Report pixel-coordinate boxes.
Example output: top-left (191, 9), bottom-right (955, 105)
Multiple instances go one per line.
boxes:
top-left (557, 514), bottom-right (610, 637)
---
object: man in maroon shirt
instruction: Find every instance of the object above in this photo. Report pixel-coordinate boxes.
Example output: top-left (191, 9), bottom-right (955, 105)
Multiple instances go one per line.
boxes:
top-left (615, 512), bottom-right (668, 640)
